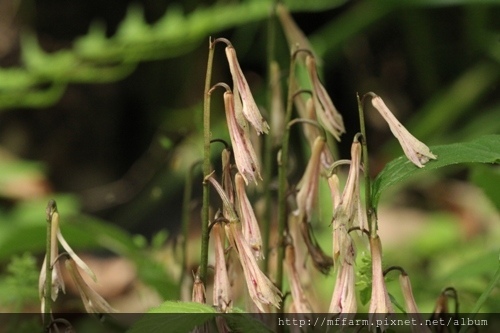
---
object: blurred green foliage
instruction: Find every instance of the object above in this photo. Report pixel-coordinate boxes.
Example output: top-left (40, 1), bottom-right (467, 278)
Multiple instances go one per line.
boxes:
top-left (0, 0), bottom-right (498, 326)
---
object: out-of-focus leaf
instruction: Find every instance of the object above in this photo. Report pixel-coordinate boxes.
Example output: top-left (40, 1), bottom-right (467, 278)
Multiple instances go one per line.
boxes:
top-left (372, 135), bottom-right (500, 209)
top-left (0, 214), bottom-right (178, 299)
top-left (470, 165), bottom-right (500, 211)
top-left (127, 301), bottom-right (216, 333)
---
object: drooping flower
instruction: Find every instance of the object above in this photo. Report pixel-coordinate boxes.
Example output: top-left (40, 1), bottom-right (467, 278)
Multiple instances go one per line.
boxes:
top-left (212, 223), bottom-right (231, 312)
top-left (399, 273), bottom-right (430, 333)
top-left (306, 55), bottom-right (345, 141)
top-left (285, 243), bottom-right (314, 314)
top-left (225, 46), bottom-right (269, 135)
top-left (207, 174), bottom-right (281, 311)
top-left (228, 222), bottom-right (281, 312)
top-left (329, 235), bottom-right (357, 318)
top-left (39, 200), bottom-right (96, 313)
top-left (222, 90), bottom-right (261, 184)
top-left (39, 202), bottom-right (65, 308)
top-left (65, 258), bottom-right (117, 314)
top-left (368, 236), bottom-right (394, 331)
top-left (235, 173), bottom-right (263, 260)
top-left (295, 136), bottom-right (325, 222)
top-left (332, 140), bottom-right (362, 264)
top-left (370, 94), bottom-right (437, 168)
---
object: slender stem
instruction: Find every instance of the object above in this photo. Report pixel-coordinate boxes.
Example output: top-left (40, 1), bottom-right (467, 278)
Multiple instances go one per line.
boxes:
top-left (276, 49), bottom-right (299, 301)
top-left (43, 200), bottom-right (57, 327)
top-left (181, 160), bottom-right (202, 290)
top-left (262, 1), bottom-right (278, 274)
top-left (200, 38), bottom-right (216, 284)
top-left (357, 93), bottom-right (377, 237)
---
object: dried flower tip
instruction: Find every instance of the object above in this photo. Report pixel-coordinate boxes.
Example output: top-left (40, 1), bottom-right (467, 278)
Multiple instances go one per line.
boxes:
top-left (300, 216), bottom-right (333, 275)
top-left (306, 55), bottom-right (345, 141)
top-left (371, 95), bottom-right (437, 168)
top-left (65, 259), bottom-right (117, 314)
top-left (223, 91), bottom-right (261, 185)
top-left (235, 173), bottom-right (263, 260)
top-left (225, 46), bottom-right (269, 135)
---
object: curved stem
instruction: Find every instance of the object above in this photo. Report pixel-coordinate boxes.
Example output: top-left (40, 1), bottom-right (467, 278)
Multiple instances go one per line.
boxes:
top-left (287, 117), bottom-right (326, 140)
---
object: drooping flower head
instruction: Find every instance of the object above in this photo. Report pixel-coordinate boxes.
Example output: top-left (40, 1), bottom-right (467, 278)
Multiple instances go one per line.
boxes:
top-left (222, 90), bottom-right (261, 185)
top-left (369, 93), bottom-right (437, 168)
top-left (368, 236), bottom-right (394, 331)
top-left (65, 258), bottom-right (117, 314)
top-left (306, 55), bottom-right (345, 141)
top-left (235, 173), bottom-right (263, 260)
top-left (225, 45), bottom-right (269, 135)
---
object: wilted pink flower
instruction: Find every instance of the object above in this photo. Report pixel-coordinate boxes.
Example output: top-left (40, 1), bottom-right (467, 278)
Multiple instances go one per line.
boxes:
top-left (332, 140), bottom-right (362, 264)
top-left (370, 94), bottom-right (437, 168)
top-left (40, 201), bottom-right (96, 313)
top-left (191, 270), bottom-right (207, 304)
top-left (368, 236), bottom-right (393, 331)
top-left (235, 173), bottom-right (263, 260)
top-left (329, 236), bottom-right (357, 318)
top-left (399, 273), bottom-right (430, 333)
top-left (227, 222), bottom-right (281, 312)
top-left (208, 174), bottom-right (281, 311)
top-left (225, 46), bottom-right (269, 135)
top-left (65, 258), bottom-right (117, 314)
top-left (212, 223), bottom-right (231, 312)
top-left (306, 55), bottom-right (345, 141)
top-left (285, 244), bottom-right (314, 314)
top-left (222, 91), bottom-right (261, 185)
top-left (39, 206), bottom-right (65, 308)
top-left (295, 136), bottom-right (326, 221)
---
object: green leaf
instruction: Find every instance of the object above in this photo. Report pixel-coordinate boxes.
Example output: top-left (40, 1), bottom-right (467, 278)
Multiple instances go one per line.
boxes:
top-left (371, 135), bottom-right (500, 209)
top-left (225, 308), bottom-right (274, 333)
top-left (127, 301), bottom-right (217, 333)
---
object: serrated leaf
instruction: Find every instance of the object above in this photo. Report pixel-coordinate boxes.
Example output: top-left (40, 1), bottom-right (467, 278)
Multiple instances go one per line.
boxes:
top-left (371, 135), bottom-right (500, 209)
top-left (127, 301), bottom-right (217, 333)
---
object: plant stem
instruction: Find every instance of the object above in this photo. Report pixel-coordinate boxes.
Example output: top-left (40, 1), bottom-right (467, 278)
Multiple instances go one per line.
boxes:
top-left (276, 50), bottom-right (298, 300)
top-left (262, 1), bottom-right (277, 274)
top-left (200, 38), bottom-right (215, 284)
top-left (357, 93), bottom-right (377, 237)
top-left (43, 200), bottom-right (57, 328)
top-left (181, 161), bottom-right (202, 290)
